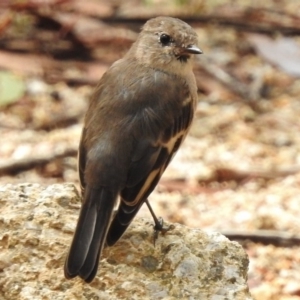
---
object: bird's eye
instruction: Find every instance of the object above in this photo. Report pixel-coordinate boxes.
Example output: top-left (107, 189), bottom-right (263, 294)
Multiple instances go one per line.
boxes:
top-left (160, 34), bottom-right (172, 46)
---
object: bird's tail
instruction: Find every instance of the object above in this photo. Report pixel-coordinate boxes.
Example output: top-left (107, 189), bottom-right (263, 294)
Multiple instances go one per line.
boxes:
top-left (64, 187), bottom-right (117, 282)
top-left (106, 200), bottom-right (144, 246)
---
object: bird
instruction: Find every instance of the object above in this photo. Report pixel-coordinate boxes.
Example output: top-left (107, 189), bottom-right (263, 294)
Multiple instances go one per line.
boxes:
top-left (64, 16), bottom-right (202, 283)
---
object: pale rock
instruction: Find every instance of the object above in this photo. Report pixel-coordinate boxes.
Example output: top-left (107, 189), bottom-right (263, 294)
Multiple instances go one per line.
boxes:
top-left (0, 183), bottom-right (253, 300)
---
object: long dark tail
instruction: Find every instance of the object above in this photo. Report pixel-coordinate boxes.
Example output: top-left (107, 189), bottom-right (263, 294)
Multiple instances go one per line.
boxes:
top-left (106, 200), bottom-right (144, 247)
top-left (64, 187), bottom-right (117, 282)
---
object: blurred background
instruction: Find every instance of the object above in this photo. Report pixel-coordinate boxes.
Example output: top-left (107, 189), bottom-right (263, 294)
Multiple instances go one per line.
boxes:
top-left (1, 0), bottom-right (300, 299)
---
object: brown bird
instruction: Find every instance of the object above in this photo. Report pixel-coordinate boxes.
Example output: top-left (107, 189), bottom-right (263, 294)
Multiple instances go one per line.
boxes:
top-left (64, 16), bottom-right (202, 282)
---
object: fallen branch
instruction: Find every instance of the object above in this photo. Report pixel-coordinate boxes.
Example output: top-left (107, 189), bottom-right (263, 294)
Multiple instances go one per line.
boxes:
top-left (159, 166), bottom-right (300, 193)
top-left (0, 146), bottom-right (77, 176)
top-left (100, 8), bottom-right (300, 36)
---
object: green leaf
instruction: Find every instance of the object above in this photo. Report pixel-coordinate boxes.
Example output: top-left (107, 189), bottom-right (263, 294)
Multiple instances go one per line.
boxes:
top-left (0, 71), bottom-right (25, 106)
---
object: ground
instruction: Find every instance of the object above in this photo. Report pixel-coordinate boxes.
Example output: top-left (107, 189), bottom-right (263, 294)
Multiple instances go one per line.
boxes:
top-left (1, 1), bottom-right (300, 299)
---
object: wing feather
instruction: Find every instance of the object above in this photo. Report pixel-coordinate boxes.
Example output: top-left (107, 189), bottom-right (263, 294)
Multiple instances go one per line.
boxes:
top-left (106, 98), bottom-right (194, 246)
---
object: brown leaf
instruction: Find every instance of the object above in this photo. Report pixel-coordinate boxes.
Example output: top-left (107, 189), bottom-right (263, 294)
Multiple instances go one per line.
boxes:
top-left (70, 0), bottom-right (114, 18)
top-left (48, 12), bottom-right (137, 47)
top-left (0, 50), bottom-right (108, 84)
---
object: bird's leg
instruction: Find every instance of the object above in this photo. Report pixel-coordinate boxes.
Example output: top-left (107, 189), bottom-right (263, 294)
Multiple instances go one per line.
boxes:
top-left (145, 199), bottom-right (171, 243)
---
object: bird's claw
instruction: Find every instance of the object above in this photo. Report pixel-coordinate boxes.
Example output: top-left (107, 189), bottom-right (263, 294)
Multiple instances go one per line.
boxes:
top-left (153, 217), bottom-right (172, 245)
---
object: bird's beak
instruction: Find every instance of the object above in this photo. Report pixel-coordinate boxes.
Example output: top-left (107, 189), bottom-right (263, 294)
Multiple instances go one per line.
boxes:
top-left (175, 45), bottom-right (203, 62)
top-left (182, 45), bottom-right (203, 55)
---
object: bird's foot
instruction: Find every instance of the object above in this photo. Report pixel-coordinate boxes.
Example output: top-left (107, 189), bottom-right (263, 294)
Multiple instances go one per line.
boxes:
top-left (153, 217), bottom-right (173, 245)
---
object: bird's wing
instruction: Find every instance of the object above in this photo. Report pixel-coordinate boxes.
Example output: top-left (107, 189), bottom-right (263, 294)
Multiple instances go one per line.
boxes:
top-left (106, 96), bottom-right (195, 246)
top-left (123, 100), bottom-right (194, 204)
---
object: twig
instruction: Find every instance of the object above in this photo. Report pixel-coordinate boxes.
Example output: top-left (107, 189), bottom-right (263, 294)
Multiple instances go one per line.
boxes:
top-left (195, 58), bottom-right (258, 101)
top-left (222, 229), bottom-right (300, 247)
top-left (209, 166), bottom-right (300, 183)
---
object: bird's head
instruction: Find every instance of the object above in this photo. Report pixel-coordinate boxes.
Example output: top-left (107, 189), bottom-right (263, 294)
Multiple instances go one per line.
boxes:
top-left (129, 16), bottom-right (202, 74)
